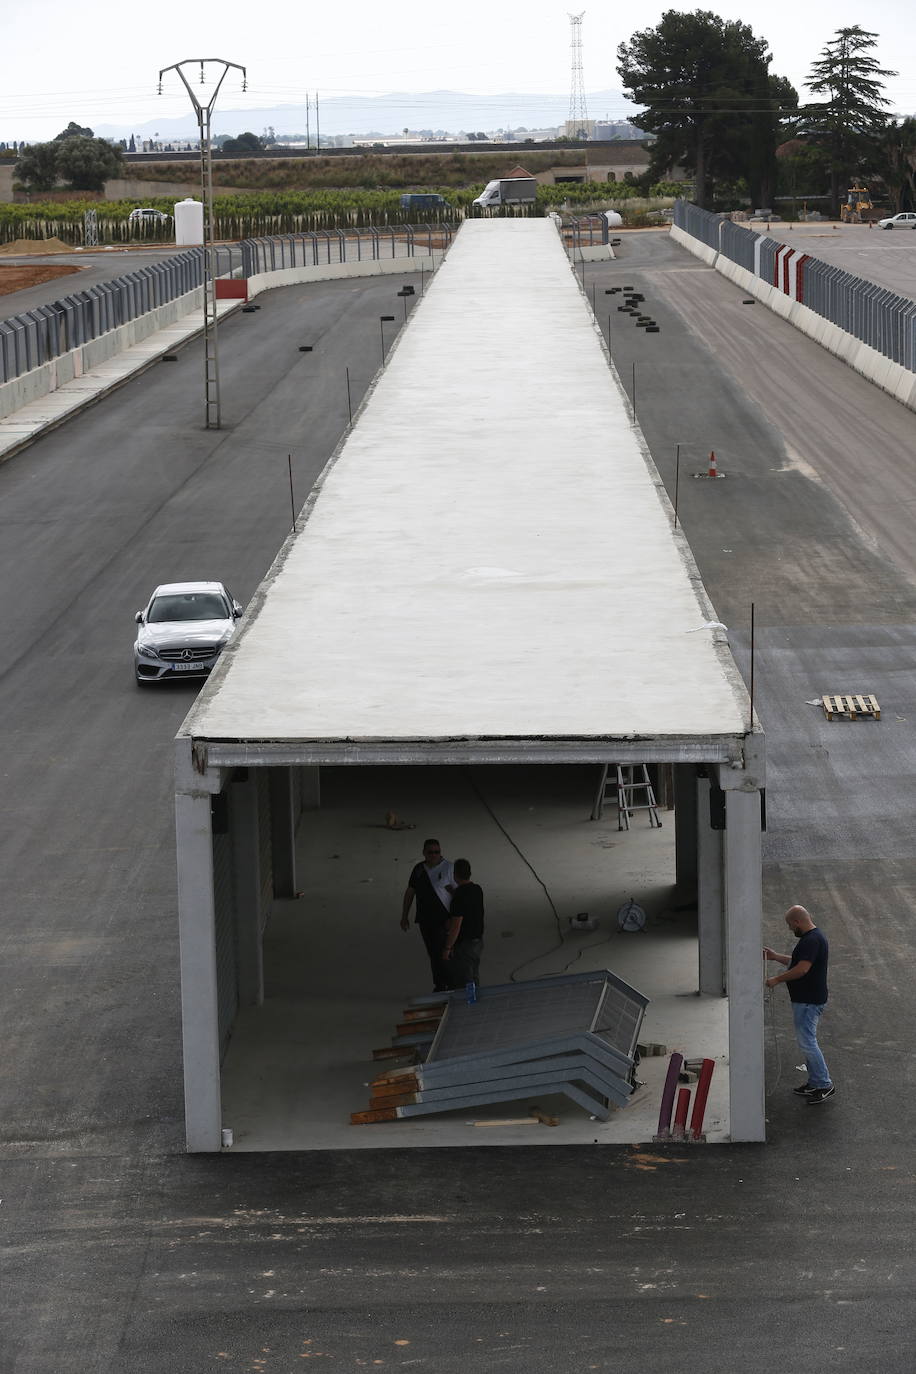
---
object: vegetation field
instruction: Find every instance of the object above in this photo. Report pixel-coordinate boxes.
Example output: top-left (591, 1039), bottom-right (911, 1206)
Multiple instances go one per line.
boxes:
top-left (133, 149), bottom-right (620, 190)
top-left (0, 184), bottom-right (681, 246)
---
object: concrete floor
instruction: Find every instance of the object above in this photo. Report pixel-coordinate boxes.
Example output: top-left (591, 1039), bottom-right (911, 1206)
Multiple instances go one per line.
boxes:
top-left (220, 763), bottom-right (731, 1148)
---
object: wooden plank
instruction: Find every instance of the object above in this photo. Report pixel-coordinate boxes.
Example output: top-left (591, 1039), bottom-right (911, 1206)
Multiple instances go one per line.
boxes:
top-left (371, 1045), bottom-right (417, 1061)
top-left (473, 1118), bottom-right (541, 1127)
top-left (369, 1091), bottom-right (418, 1109)
top-left (370, 1069), bottom-right (417, 1088)
top-left (402, 1004), bottom-right (446, 1020)
top-left (396, 1018), bottom-right (441, 1036)
top-left (370, 1076), bottom-right (419, 1099)
top-left (351, 1107), bottom-right (399, 1124)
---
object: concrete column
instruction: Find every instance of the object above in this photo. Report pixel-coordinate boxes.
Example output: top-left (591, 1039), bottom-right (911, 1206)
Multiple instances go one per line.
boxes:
top-left (299, 765), bottom-right (321, 810)
top-left (230, 772), bottom-right (264, 1007)
top-left (673, 764), bottom-right (698, 900)
top-left (697, 775), bottom-right (725, 996)
top-left (175, 786), bottom-right (223, 1152)
top-left (269, 766), bottom-right (297, 899)
top-left (724, 787), bottom-right (765, 1142)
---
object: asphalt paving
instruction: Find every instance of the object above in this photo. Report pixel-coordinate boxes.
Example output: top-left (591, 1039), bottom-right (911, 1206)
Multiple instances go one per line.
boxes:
top-left (0, 246), bottom-right (210, 314)
top-left (762, 221), bottom-right (916, 302)
top-left (3, 231), bottom-right (916, 1371)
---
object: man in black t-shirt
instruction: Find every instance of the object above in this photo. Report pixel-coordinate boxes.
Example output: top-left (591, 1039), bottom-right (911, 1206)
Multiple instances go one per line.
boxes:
top-left (443, 858), bottom-right (484, 990)
top-left (400, 838), bottom-right (455, 992)
top-left (764, 904), bottom-right (834, 1103)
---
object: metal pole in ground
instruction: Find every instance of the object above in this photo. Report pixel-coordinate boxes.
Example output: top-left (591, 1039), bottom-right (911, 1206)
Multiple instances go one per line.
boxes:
top-left (159, 58), bottom-right (247, 429)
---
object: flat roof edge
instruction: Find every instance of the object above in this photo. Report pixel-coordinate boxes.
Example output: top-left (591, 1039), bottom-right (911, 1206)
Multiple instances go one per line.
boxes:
top-left (185, 734), bottom-right (759, 769)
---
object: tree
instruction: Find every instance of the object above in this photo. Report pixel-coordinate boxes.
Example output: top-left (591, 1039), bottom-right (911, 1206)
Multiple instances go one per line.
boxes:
top-left (874, 117), bottom-right (916, 212)
top-left (54, 120), bottom-right (94, 141)
top-left (775, 138), bottom-right (831, 217)
top-left (220, 130), bottom-right (265, 155)
top-left (617, 9), bottom-right (795, 208)
top-left (56, 136), bottom-right (124, 191)
top-left (800, 27), bottom-right (896, 214)
top-left (14, 141), bottom-right (61, 192)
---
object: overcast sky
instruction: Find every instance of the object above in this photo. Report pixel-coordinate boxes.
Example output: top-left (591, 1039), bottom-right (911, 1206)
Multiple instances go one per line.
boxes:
top-left (2, 0), bottom-right (913, 139)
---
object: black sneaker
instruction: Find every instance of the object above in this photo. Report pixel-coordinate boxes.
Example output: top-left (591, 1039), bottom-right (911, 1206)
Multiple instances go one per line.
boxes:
top-left (793, 1082), bottom-right (816, 1096)
top-left (806, 1085), bottom-right (836, 1104)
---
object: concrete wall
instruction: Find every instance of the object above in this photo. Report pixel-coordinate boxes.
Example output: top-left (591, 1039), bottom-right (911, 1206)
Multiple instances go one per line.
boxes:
top-left (670, 223), bottom-right (916, 413)
top-left (0, 285), bottom-right (202, 420)
top-left (246, 250), bottom-right (446, 298)
top-left (0, 251), bottom-right (449, 421)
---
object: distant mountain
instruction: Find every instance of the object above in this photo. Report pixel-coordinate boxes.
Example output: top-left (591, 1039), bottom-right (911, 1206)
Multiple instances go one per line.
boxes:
top-left (94, 89), bottom-right (638, 142)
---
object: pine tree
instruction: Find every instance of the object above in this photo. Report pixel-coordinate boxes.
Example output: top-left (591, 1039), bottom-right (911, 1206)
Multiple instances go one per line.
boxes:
top-left (617, 10), bottom-right (793, 209)
top-left (801, 26), bottom-right (896, 214)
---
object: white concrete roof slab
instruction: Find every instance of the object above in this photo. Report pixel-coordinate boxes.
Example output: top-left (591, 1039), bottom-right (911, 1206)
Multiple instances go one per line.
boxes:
top-left (184, 220), bottom-right (749, 746)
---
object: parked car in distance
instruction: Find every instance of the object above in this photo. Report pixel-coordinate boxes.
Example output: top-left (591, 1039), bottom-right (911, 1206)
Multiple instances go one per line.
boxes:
top-left (877, 212), bottom-right (916, 230)
top-left (128, 206), bottom-right (171, 225)
top-left (134, 581), bottom-right (243, 684)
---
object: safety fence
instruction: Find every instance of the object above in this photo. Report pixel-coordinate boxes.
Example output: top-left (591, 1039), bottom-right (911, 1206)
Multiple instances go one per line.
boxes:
top-left (0, 246), bottom-right (231, 385)
top-left (673, 201), bottom-right (916, 373)
top-left (565, 215), bottom-right (613, 249)
top-left (0, 228), bottom-right (454, 386)
top-left (239, 223), bottom-right (457, 275)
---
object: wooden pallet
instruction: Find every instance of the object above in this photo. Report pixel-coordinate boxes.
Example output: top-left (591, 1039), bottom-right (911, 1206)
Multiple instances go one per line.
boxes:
top-left (821, 693), bottom-right (880, 721)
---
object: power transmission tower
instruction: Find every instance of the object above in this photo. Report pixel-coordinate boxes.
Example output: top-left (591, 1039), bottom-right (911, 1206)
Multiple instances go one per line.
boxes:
top-left (158, 58), bottom-right (247, 429)
top-left (567, 12), bottom-right (589, 139)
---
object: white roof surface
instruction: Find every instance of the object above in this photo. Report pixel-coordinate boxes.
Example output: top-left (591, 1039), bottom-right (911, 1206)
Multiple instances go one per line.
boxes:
top-left (185, 220), bottom-right (749, 746)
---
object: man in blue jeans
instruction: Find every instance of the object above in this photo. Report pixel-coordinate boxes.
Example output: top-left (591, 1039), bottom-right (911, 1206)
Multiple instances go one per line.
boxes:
top-left (764, 905), bottom-right (834, 1104)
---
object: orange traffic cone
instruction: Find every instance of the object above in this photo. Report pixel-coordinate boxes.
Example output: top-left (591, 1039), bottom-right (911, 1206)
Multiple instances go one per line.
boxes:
top-left (707, 451), bottom-right (718, 477)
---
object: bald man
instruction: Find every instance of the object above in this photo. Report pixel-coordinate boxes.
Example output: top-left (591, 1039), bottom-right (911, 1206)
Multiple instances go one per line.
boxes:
top-left (764, 905), bottom-right (834, 1104)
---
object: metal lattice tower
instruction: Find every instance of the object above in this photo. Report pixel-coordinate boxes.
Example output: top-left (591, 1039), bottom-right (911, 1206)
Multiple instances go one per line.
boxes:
top-left (159, 58), bottom-right (247, 429)
top-left (567, 12), bottom-right (589, 137)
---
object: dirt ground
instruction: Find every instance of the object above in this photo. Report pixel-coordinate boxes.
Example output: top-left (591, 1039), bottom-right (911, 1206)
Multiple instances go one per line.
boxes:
top-left (0, 263), bottom-right (80, 297)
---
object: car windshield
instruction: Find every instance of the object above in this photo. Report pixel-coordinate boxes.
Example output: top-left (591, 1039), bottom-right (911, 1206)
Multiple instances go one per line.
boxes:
top-left (148, 593), bottom-right (229, 623)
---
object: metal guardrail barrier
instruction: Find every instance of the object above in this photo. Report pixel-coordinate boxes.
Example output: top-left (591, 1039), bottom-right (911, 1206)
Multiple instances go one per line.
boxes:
top-left (673, 200), bottom-right (916, 373)
top-left (0, 247), bottom-right (213, 384)
top-left (238, 223), bottom-right (457, 276)
top-left (0, 229), bottom-right (454, 386)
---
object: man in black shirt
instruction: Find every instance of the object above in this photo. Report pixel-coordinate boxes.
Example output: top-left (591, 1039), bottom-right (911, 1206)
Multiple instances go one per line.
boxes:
top-left (764, 904), bottom-right (834, 1103)
top-left (443, 858), bottom-right (484, 990)
top-left (400, 838), bottom-right (454, 992)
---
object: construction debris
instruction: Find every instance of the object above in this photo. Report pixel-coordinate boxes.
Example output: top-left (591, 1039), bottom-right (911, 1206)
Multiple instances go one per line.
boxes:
top-left (351, 970), bottom-right (648, 1126)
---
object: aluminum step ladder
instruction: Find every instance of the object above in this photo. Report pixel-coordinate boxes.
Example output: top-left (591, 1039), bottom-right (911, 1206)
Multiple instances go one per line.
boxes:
top-left (591, 764), bottom-right (662, 829)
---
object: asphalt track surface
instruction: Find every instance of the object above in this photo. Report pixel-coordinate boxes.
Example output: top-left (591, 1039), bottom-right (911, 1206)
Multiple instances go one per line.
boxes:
top-left (4, 233), bottom-right (916, 1372)
top-left (763, 221), bottom-right (916, 302)
top-left (0, 247), bottom-right (208, 314)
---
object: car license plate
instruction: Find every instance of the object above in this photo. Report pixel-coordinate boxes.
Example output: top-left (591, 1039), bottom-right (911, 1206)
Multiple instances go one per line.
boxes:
top-left (172, 659), bottom-right (209, 672)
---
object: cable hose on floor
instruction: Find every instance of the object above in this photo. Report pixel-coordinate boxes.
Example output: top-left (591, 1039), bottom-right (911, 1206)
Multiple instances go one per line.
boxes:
top-left (469, 769), bottom-right (612, 983)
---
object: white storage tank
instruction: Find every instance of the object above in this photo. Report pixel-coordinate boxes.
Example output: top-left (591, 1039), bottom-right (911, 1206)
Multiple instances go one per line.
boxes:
top-left (604, 210), bottom-right (623, 228)
top-left (174, 198), bottom-right (204, 246)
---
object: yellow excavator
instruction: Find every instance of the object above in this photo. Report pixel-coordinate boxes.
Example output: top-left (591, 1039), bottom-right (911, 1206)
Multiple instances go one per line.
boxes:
top-left (840, 184), bottom-right (883, 224)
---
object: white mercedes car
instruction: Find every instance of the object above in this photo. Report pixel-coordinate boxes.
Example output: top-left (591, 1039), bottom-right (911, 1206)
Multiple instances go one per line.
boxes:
top-left (134, 581), bottom-right (243, 685)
